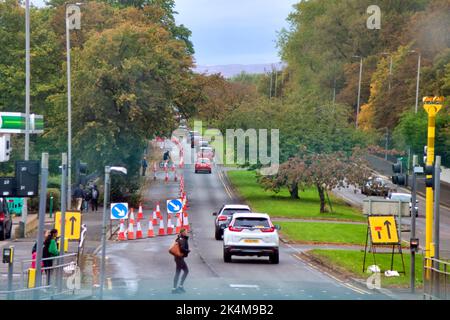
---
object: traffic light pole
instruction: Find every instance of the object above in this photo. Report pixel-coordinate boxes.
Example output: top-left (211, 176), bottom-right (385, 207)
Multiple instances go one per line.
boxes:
top-left (410, 155), bottom-right (418, 293)
top-left (423, 96), bottom-right (443, 276)
top-left (433, 156), bottom-right (441, 261)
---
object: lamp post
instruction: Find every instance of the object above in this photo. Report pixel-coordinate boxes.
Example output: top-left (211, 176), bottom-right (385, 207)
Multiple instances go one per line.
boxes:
top-left (381, 52), bottom-right (393, 92)
top-left (99, 166), bottom-right (127, 300)
top-left (409, 50), bottom-right (421, 114)
top-left (352, 56), bottom-right (363, 128)
top-left (65, 3), bottom-right (83, 210)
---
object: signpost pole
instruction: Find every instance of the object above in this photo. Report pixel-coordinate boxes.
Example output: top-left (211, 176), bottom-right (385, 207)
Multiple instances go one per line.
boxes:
top-left (57, 153), bottom-right (68, 293)
top-left (410, 155), bottom-right (418, 293)
top-left (99, 166), bottom-right (111, 300)
top-left (33, 153), bottom-right (49, 300)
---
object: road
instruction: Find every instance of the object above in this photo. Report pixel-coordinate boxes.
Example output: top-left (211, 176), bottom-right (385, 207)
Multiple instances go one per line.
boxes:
top-left (96, 138), bottom-right (396, 300)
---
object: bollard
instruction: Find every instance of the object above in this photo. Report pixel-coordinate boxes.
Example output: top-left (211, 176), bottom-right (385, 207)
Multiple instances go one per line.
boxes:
top-left (49, 192), bottom-right (54, 218)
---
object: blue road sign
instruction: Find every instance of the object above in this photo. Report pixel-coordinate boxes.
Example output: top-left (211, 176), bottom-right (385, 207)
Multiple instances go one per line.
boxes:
top-left (111, 203), bottom-right (129, 220)
top-left (167, 199), bottom-right (183, 214)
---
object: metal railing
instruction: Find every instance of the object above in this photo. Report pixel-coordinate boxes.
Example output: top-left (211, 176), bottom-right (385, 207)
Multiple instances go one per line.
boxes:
top-left (424, 256), bottom-right (450, 300)
top-left (0, 253), bottom-right (79, 300)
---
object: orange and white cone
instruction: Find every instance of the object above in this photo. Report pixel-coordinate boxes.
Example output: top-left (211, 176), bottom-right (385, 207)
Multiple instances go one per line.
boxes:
top-left (137, 203), bottom-right (144, 221)
top-left (167, 214), bottom-right (174, 235)
top-left (152, 210), bottom-right (158, 226)
top-left (136, 220), bottom-right (143, 239)
top-left (183, 211), bottom-right (190, 232)
top-left (156, 203), bottom-right (162, 220)
top-left (158, 218), bottom-right (166, 236)
top-left (118, 219), bottom-right (126, 241)
top-left (129, 208), bottom-right (136, 225)
top-left (175, 214), bottom-right (182, 234)
top-left (147, 218), bottom-right (155, 238)
top-left (127, 220), bottom-right (135, 240)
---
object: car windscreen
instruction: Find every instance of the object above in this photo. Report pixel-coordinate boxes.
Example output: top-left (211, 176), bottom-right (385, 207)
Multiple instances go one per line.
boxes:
top-left (221, 209), bottom-right (251, 216)
top-left (198, 159), bottom-right (210, 164)
top-left (233, 217), bottom-right (270, 228)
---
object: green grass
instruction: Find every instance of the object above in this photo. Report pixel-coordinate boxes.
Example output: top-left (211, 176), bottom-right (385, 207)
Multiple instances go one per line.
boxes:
top-left (227, 170), bottom-right (365, 222)
top-left (277, 221), bottom-right (367, 245)
top-left (309, 249), bottom-right (423, 288)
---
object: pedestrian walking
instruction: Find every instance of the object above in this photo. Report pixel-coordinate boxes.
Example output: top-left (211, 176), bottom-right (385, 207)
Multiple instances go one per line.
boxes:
top-left (31, 230), bottom-right (48, 269)
top-left (83, 186), bottom-right (91, 213)
top-left (73, 184), bottom-right (85, 211)
top-left (141, 157), bottom-right (148, 176)
top-left (170, 228), bottom-right (190, 294)
top-left (91, 185), bottom-right (99, 212)
top-left (42, 229), bottom-right (59, 285)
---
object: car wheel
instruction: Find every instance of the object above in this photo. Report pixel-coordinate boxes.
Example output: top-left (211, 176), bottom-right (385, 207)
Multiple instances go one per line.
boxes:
top-left (195, 170), bottom-right (198, 173)
top-left (209, 170), bottom-right (212, 174)
top-left (215, 228), bottom-right (222, 240)
top-left (269, 251), bottom-right (279, 264)
top-left (223, 249), bottom-right (232, 263)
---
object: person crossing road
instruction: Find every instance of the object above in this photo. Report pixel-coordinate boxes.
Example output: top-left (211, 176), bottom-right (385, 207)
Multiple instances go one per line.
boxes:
top-left (172, 229), bottom-right (190, 294)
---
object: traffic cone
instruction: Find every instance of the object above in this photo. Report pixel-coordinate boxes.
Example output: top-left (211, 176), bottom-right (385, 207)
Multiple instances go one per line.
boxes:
top-left (118, 219), bottom-right (126, 241)
top-left (129, 208), bottom-right (135, 225)
top-left (158, 218), bottom-right (166, 236)
top-left (165, 170), bottom-right (169, 182)
top-left (136, 220), bottom-right (143, 239)
top-left (147, 217), bottom-right (155, 238)
top-left (183, 211), bottom-right (190, 232)
top-left (127, 220), bottom-right (135, 240)
top-left (156, 202), bottom-right (162, 220)
top-left (175, 214), bottom-right (182, 234)
top-left (137, 203), bottom-right (144, 221)
top-left (167, 214), bottom-right (174, 235)
top-left (152, 210), bottom-right (158, 226)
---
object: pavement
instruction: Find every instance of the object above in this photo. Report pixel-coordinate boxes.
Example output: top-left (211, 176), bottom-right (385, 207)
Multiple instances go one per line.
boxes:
top-left (91, 137), bottom-right (417, 300)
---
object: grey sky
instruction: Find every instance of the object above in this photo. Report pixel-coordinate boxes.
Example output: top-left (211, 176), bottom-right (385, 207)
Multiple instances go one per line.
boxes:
top-left (32, 0), bottom-right (298, 66)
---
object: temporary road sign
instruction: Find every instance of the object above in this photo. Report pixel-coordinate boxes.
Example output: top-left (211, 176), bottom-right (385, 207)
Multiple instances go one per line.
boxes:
top-left (111, 203), bottom-right (129, 220)
top-left (55, 211), bottom-right (81, 240)
top-left (368, 216), bottom-right (399, 244)
top-left (167, 199), bottom-right (183, 214)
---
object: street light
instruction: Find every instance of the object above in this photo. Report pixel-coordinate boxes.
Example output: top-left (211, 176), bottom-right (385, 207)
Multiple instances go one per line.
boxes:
top-left (352, 55), bottom-right (363, 128)
top-left (65, 2), bottom-right (84, 210)
top-left (408, 50), bottom-right (421, 114)
top-left (380, 52), bottom-right (393, 92)
top-left (99, 166), bottom-right (127, 300)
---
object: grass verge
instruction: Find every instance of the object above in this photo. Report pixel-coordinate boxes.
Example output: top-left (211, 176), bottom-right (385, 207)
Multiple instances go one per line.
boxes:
top-left (308, 249), bottom-right (423, 288)
top-left (227, 170), bottom-right (365, 222)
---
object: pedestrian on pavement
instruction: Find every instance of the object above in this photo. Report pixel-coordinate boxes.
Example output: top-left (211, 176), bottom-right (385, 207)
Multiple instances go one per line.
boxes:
top-left (141, 157), bottom-right (148, 177)
top-left (31, 230), bottom-right (48, 269)
top-left (91, 185), bottom-right (99, 212)
top-left (83, 186), bottom-right (91, 213)
top-left (42, 229), bottom-right (59, 285)
top-left (73, 184), bottom-right (85, 212)
top-left (172, 228), bottom-right (190, 294)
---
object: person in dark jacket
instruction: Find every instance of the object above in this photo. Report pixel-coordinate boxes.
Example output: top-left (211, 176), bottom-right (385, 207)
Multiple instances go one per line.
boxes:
top-left (90, 185), bottom-right (99, 212)
top-left (172, 229), bottom-right (190, 294)
top-left (73, 185), bottom-right (85, 212)
top-left (42, 229), bottom-right (59, 284)
top-left (141, 157), bottom-right (148, 176)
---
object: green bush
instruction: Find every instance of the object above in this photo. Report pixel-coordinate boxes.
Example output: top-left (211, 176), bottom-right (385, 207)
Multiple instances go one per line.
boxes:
top-left (28, 188), bottom-right (61, 213)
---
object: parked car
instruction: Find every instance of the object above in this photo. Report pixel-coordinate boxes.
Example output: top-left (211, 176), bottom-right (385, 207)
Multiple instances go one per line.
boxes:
top-left (361, 177), bottom-right (390, 197)
top-left (213, 204), bottom-right (252, 240)
top-left (195, 157), bottom-right (212, 174)
top-left (387, 192), bottom-right (419, 217)
top-left (223, 213), bottom-right (280, 264)
top-left (0, 198), bottom-right (13, 241)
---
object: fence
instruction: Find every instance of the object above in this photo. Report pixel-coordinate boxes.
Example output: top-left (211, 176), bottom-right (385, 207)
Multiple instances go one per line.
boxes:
top-left (0, 253), bottom-right (79, 300)
top-left (423, 256), bottom-right (450, 300)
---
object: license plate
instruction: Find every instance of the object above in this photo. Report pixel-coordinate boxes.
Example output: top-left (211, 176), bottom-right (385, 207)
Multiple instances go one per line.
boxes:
top-left (244, 239), bottom-right (260, 243)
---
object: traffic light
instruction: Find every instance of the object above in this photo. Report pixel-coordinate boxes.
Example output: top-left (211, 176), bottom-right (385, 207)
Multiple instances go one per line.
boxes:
top-left (391, 161), bottom-right (407, 186)
top-left (425, 164), bottom-right (434, 189)
top-left (76, 160), bottom-right (88, 186)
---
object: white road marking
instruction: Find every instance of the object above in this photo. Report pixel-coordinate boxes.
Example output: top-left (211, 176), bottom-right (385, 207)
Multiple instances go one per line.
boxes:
top-left (229, 284), bottom-right (259, 288)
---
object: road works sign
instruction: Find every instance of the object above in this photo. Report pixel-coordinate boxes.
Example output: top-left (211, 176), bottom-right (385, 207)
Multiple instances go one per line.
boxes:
top-left (368, 216), bottom-right (399, 244)
top-left (167, 199), bottom-right (183, 214)
top-left (55, 211), bottom-right (81, 240)
top-left (111, 203), bottom-right (129, 220)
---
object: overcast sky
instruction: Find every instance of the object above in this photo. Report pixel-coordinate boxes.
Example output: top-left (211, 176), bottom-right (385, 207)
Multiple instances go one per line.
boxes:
top-left (32, 0), bottom-right (298, 66)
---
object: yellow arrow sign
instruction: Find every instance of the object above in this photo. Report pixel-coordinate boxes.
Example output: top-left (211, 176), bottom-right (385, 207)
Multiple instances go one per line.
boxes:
top-left (54, 211), bottom-right (81, 240)
top-left (368, 216), bottom-right (399, 244)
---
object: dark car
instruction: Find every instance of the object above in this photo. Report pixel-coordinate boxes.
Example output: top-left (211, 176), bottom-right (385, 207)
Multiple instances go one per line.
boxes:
top-left (0, 198), bottom-right (13, 241)
top-left (361, 177), bottom-right (390, 197)
top-left (212, 204), bottom-right (252, 240)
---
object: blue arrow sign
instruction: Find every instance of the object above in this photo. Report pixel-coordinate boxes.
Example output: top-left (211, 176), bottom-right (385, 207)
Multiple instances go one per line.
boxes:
top-left (167, 199), bottom-right (183, 214)
top-left (111, 203), bottom-right (129, 220)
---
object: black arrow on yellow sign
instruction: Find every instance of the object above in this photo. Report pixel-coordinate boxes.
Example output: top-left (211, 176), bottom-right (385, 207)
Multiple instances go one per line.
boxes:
top-left (70, 216), bottom-right (77, 236)
top-left (384, 220), bottom-right (392, 239)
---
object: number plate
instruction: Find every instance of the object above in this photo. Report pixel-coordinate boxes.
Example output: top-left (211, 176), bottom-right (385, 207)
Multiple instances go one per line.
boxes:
top-left (243, 239), bottom-right (260, 243)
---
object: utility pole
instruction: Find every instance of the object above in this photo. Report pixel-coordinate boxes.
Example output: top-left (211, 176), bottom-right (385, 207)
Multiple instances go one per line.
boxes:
top-left (57, 153), bottom-right (68, 293)
top-left (21, 0), bottom-right (31, 238)
top-left (423, 96), bottom-right (443, 277)
top-left (353, 56), bottom-right (363, 128)
top-left (415, 54), bottom-right (421, 114)
top-left (99, 166), bottom-right (111, 300)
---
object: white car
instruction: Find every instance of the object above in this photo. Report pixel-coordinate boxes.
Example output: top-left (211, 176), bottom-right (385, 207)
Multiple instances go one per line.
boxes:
top-left (223, 213), bottom-right (280, 264)
top-left (387, 192), bottom-right (419, 217)
top-left (213, 204), bottom-right (252, 240)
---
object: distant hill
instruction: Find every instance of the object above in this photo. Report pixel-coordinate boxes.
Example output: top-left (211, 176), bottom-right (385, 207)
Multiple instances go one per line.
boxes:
top-left (194, 63), bottom-right (285, 78)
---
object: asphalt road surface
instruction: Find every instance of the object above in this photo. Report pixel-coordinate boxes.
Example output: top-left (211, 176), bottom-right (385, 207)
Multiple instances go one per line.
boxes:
top-left (97, 138), bottom-right (394, 300)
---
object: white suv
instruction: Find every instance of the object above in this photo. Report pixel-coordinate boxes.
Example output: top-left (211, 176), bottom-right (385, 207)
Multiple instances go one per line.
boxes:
top-left (223, 213), bottom-right (280, 264)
